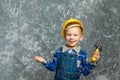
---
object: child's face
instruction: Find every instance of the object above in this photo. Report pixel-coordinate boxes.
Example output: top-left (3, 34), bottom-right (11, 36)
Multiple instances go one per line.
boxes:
top-left (65, 27), bottom-right (83, 48)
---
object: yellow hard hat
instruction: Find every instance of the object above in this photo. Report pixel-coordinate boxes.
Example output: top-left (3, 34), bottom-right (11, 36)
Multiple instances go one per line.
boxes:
top-left (62, 18), bottom-right (84, 38)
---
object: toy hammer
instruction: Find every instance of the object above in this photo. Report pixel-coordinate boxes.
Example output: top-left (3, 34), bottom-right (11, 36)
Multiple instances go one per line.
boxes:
top-left (91, 43), bottom-right (102, 62)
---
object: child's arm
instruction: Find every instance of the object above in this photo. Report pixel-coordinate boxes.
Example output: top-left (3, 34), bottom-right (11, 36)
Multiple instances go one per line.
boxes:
top-left (44, 54), bottom-right (58, 71)
top-left (80, 51), bottom-right (100, 76)
top-left (34, 48), bottom-right (61, 71)
top-left (34, 55), bottom-right (57, 71)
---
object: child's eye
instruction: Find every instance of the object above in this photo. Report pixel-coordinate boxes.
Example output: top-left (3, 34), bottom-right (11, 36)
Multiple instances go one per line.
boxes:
top-left (67, 34), bottom-right (71, 36)
top-left (74, 34), bottom-right (78, 36)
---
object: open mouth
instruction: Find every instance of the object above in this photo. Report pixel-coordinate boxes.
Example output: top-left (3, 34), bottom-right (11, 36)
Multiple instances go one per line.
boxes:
top-left (69, 41), bottom-right (76, 44)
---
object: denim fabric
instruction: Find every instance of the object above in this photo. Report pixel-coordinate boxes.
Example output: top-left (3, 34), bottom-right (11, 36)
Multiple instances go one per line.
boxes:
top-left (54, 50), bottom-right (80, 80)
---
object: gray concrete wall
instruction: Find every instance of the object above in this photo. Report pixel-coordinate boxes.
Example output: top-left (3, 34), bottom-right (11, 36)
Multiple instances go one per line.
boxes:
top-left (0, 0), bottom-right (120, 80)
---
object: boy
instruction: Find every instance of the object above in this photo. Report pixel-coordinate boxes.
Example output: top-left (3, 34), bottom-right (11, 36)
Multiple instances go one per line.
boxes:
top-left (34, 18), bottom-right (100, 80)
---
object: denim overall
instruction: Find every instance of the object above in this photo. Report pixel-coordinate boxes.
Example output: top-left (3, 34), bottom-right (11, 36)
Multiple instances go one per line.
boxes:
top-left (54, 50), bottom-right (80, 80)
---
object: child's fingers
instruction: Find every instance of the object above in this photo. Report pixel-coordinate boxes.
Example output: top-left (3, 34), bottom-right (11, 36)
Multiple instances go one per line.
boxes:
top-left (93, 52), bottom-right (100, 60)
top-left (34, 56), bottom-right (41, 61)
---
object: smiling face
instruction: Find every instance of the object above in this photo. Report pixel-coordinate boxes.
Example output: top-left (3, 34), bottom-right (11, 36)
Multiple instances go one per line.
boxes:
top-left (65, 26), bottom-right (83, 48)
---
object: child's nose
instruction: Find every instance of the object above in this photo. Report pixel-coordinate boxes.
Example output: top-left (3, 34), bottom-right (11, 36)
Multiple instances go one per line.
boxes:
top-left (70, 35), bottom-right (74, 39)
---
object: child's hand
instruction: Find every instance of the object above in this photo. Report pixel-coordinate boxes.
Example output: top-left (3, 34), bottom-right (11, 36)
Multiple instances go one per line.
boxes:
top-left (34, 56), bottom-right (46, 63)
top-left (93, 52), bottom-right (100, 61)
top-left (92, 52), bottom-right (100, 65)
top-left (92, 43), bottom-right (102, 63)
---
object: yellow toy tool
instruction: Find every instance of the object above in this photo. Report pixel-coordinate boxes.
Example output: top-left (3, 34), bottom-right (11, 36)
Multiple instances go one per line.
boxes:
top-left (92, 43), bottom-right (102, 62)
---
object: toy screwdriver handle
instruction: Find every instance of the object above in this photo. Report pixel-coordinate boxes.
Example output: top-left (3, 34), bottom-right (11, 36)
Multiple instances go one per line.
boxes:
top-left (95, 48), bottom-right (99, 53)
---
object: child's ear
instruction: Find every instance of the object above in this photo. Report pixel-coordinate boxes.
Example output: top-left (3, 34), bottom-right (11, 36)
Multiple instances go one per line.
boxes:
top-left (79, 36), bottom-right (83, 41)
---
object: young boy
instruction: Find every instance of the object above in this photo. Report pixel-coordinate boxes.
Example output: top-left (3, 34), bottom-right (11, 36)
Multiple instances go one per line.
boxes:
top-left (34, 18), bottom-right (100, 80)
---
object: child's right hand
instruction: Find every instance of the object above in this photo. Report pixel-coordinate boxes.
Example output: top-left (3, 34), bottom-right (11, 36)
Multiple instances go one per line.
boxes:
top-left (34, 56), bottom-right (46, 63)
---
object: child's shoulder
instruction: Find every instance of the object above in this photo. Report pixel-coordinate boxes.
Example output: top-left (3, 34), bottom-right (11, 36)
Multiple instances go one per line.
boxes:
top-left (55, 47), bottom-right (62, 53)
top-left (79, 49), bottom-right (87, 55)
top-left (54, 47), bottom-right (62, 56)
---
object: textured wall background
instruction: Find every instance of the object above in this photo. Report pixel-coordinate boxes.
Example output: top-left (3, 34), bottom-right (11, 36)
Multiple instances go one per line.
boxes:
top-left (0, 0), bottom-right (120, 80)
